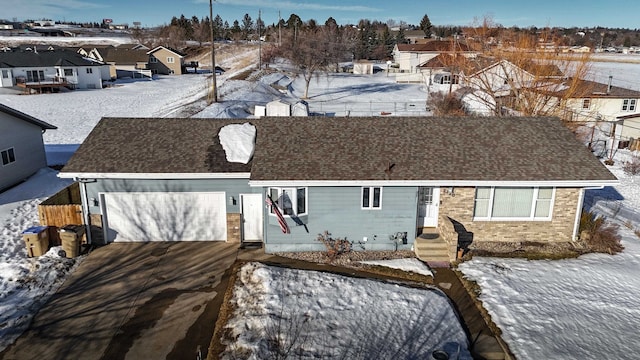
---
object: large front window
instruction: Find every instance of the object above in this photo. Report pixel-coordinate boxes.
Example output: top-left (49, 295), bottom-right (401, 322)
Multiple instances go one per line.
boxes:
top-left (474, 187), bottom-right (554, 220)
top-left (268, 187), bottom-right (307, 216)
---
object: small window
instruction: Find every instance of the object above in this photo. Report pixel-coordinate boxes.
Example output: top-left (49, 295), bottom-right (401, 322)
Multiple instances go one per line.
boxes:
top-left (622, 99), bottom-right (637, 111)
top-left (582, 99), bottom-right (590, 109)
top-left (167, 56), bottom-right (175, 63)
top-left (86, 68), bottom-right (93, 74)
top-left (1, 148), bottom-right (16, 166)
top-left (64, 68), bottom-right (73, 76)
top-left (149, 56), bottom-right (158, 63)
top-left (1, 70), bottom-right (8, 79)
top-left (362, 187), bottom-right (382, 209)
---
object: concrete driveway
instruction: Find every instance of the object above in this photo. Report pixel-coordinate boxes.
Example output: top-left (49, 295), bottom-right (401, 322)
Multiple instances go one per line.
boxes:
top-left (0, 242), bottom-right (241, 360)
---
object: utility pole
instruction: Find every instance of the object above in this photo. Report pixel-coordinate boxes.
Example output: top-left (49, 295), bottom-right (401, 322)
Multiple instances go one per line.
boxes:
top-left (209, 0), bottom-right (218, 103)
top-left (258, 9), bottom-right (262, 69)
top-left (278, 11), bottom-right (281, 46)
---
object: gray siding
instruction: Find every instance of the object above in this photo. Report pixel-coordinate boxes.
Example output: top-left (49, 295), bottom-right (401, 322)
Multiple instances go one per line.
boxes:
top-left (85, 178), bottom-right (257, 214)
top-left (264, 186), bottom-right (418, 252)
top-left (0, 115), bottom-right (48, 191)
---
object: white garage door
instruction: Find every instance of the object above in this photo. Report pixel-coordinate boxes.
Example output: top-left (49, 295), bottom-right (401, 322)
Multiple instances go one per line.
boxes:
top-left (102, 192), bottom-right (227, 242)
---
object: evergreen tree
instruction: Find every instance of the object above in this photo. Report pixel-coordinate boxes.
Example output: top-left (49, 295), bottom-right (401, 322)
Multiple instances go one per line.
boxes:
top-left (420, 14), bottom-right (432, 38)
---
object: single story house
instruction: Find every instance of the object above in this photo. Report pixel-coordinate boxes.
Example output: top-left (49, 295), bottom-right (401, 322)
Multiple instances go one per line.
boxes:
top-left (59, 117), bottom-right (616, 261)
top-left (0, 103), bottom-right (57, 191)
top-left (0, 47), bottom-right (105, 90)
top-left (80, 45), bottom-right (151, 79)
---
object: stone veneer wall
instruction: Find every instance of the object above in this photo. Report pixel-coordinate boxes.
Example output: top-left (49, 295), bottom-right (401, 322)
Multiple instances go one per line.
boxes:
top-left (439, 187), bottom-right (581, 243)
top-left (227, 213), bottom-right (242, 243)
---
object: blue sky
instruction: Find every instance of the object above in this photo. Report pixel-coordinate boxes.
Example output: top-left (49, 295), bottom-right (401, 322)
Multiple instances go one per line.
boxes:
top-left (3, 0), bottom-right (639, 29)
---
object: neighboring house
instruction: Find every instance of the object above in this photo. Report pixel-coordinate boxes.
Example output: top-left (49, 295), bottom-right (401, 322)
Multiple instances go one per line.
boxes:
top-left (81, 46), bottom-right (151, 79)
top-left (615, 113), bottom-right (640, 143)
top-left (552, 79), bottom-right (640, 146)
top-left (59, 117), bottom-right (616, 262)
top-left (463, 57), bottom-right (564, 98)
top-left (147, 46), bottom-right (186, 75)
top-left (0, 47), bottom-right (105, 90)
top-left (392, 40), bottom-right (476, 77)
top-left (0, 103), bottom-right (56, 191)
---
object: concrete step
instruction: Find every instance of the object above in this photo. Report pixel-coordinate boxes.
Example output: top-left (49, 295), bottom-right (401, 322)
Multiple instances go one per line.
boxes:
top-left (415, 250), bottom-right (449, 259)
top-left (415, 241), bottom-right (448, 250)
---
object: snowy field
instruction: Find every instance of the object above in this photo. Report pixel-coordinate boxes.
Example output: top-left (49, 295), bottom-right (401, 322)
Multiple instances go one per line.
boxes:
top-left (1, 43), bottom-right (640, 356)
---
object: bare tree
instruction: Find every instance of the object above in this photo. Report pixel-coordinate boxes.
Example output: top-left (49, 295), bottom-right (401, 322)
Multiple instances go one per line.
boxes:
top-left (437, 24), bottom-right (593, 119)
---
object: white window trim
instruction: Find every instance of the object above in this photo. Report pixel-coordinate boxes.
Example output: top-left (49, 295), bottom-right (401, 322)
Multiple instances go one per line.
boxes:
top-left (361, 186), bottom-right (383, 210)
top-left (167, 56), bottom-right (175, 64)
top-left (1, 147), bottom-right (16, 166)
top-left (473, 187), bottom-right (555, 221)
top-left (582, 99), bottom-right (590, 109)
top-left (268, 187), bottom-right (308, 217)
top-left (622, 99), bottom-right (637, 112)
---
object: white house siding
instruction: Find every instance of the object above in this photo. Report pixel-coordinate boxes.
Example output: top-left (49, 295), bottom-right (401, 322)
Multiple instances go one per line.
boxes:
top-left (0, 116), bottom-right (48, 191)
top-left (565, 97), bottom-right (640, 123)
top-left (74, 67), bottom-right (102, 89)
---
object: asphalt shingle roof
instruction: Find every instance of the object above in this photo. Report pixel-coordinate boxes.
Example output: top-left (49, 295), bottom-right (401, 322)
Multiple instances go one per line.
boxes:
top-left (62, 116), bottom-right (616, 183)
top-left (396, 41), bottom-right (474, 52)
top-left (62, 118), bottom-right (252, 174)
top-left (0, 48), bottom-right (101, 67)
top-left (250, 116), bottom-right (616, 182)
top-left (0, 103), bottom-right (57, 129)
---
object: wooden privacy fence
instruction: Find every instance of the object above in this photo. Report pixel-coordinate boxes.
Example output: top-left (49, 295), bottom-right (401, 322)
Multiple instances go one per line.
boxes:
top-left (38, 182), bottom-right (83, 244)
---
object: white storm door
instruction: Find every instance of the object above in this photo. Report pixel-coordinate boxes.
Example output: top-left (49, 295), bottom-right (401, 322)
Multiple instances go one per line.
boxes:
top-left (417, 187), bottom-right (440, 228)
top-left (240, 193), bottom-right (263, 242)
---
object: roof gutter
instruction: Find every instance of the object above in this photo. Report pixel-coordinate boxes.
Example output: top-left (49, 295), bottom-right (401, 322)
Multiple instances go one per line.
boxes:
top-left (248, 179), bottom-right (619, 188)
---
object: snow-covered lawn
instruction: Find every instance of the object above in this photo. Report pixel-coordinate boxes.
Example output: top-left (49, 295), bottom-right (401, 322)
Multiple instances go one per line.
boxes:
top-left (222, 262), bottom-right (470, 359)
top-left (1, 42), bottom-right (640, 357)
top-left (458, 149), bottom-right (640, 359)
top-left (0, 168), bottom-right (79, 351)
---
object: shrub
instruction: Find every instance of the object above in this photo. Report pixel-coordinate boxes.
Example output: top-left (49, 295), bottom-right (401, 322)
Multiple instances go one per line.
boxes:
top-left (316, 231), bottom-right (351, 260)
top-left (579, 210), bottom-right (624, 254)
top-left (622, 155), bottom-right (640, 175)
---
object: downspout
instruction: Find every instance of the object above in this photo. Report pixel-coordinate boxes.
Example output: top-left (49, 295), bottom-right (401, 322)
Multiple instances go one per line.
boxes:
top-left (77, 178), bottom-right (94, 245)
top-left (572, 186), bottom-right (605, 240)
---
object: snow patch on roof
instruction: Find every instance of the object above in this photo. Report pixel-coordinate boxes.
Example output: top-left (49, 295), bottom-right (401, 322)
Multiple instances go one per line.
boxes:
top-left (218, 122), bottom-right (256, 164)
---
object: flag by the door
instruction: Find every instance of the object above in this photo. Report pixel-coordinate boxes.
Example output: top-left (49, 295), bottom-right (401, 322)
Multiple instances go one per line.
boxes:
top-left (266, 196), bottom-right (290, 234)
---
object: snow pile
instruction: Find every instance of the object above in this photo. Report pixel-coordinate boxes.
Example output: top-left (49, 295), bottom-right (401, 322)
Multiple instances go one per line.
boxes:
top-left (360, 258), bottom-right (433, 277)
top-left (223, 262), bottom-right (470, 359)
top-left (218, 123), bottom-right (256, 164)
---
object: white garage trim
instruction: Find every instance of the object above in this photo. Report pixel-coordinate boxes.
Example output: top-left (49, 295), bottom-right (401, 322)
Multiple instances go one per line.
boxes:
top-left (101, 192), bottom-right (227, 242)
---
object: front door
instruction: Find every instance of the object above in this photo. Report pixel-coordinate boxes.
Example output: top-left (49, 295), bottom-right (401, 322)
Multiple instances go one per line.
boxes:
top-left (417, 187), bottom-right (440, 228)
top-left (240, 194), bottom-right (263, 242)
